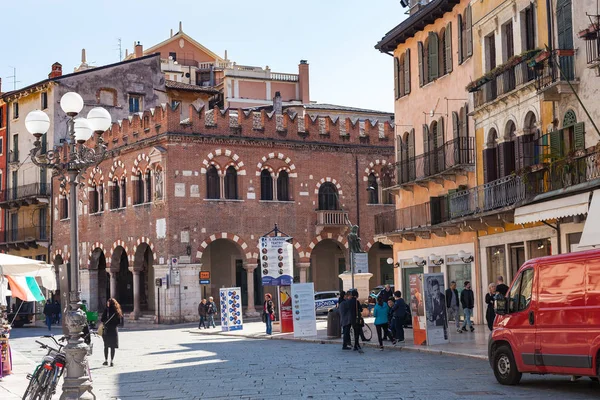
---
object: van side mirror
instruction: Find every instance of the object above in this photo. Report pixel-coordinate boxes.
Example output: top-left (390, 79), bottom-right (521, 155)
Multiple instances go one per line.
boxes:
top-left (495, 295), bottom-right (508, 316)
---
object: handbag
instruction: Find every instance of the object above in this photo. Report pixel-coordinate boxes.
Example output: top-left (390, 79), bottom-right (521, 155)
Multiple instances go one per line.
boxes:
top-left (97, 323), bottom-right (104, 336)
top-left (270, 313), bottom-right (275, 321)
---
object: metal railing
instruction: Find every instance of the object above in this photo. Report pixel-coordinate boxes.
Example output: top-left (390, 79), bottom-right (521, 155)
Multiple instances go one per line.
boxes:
top-left (0, 226), bottom-right (50, 243)
top-left (8, 150), bottom-right (19, 163)
top-left (585, 35), bottom-right (600, 65)
top-left (316, 210), bottom-right (349, 226)
top-left (536, 52), bottom-right (576, 91)
top-left (0, 183), bottom-right (51, 202)
top-left (374, 202), bottom-right (430, 235)
top-left (270, 73), bottom-right (299, 82)
top-left (474, 59), bottom-right (536, 108)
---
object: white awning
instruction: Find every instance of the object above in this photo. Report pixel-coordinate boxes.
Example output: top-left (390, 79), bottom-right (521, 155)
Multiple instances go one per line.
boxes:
top-left (578, 190), bottom-right (600, 249)
top-left (514, 192), bottom-right (590, 225)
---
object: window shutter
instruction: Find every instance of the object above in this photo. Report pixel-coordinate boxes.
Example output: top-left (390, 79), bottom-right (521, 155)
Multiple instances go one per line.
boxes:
top-left (522, 134), bottom-right (535, 168)
top-left (505, 140), bottom-right (516, 175)
top-left (466, 6), bottom-right (473, 57)
top-left (514, 136), bottom-right (523, 171)
top-left (405, 49), bottom-right (411, 94)
top-left (497, 143), bottom-right (506, 178)
top-left (394, 57), bottom-right (399, 99)
top-left (574, 122), bottom-right (585, 150)
top-left (429, 32), bottom-right (439, 80)
top-left (436, 118), bottom-right (444, 147)
top-left (462, 103), bottom-right (469, 137)
top-left (452, 112), bottom-right (459, 139)
top-left (458, 14), bottom-right (463, 64)
top-left (418, 42), bottom-right (424, 87)
top-left (446, 22), bottom-right (453, 73)
top-left (423, 124), bottom-right (430, 176)
top-left (483, 148), bottom-right (498, 183)
top-left (550, 129), bottom-right (564, 158)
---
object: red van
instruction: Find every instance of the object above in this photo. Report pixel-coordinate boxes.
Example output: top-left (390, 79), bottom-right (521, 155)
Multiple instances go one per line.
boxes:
top-left (488, 249), bottom-right (600, 385)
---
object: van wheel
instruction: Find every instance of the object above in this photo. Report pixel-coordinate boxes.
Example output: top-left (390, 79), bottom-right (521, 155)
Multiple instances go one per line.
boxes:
top-left (493, 345), bottom-right (522, 385)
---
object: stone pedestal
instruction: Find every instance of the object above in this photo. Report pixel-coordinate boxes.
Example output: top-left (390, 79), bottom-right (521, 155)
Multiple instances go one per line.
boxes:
top-left (338, 272), bottom-right (373, 302)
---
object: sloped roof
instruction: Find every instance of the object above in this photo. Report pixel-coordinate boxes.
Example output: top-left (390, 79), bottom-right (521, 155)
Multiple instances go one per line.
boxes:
top-left (141, 31), bottom-right (223, 62)
top-left (303, 103), bottom-right (392, 116)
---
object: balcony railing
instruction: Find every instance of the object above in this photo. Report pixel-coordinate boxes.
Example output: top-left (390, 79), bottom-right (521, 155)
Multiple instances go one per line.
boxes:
top-left (0, 226), bottom-right (50, 244)
top-left (8, 150), bottom-right (19, 163)
top-left (388, 137), bottom-right (475, 188)
top-left (375, 202), bottom-right (430, 235)
top-left (316, 210), bottom-right (349, 226)
top-left (474, 59), bottom-right (536, 108)
top-left (535, 51), bottom-right (576, 91)
top-left (0, 183), bottom-right (51, 203)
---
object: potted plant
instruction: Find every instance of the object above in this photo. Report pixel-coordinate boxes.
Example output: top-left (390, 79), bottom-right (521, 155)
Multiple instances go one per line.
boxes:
top-left (556, 49), bottom-right (575, 57)
top-left (535, 50), bottom-right (551, 63)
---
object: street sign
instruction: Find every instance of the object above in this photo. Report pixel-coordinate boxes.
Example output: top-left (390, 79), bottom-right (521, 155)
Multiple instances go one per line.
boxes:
top-left (170, 268), bottom-right (180, 285)
top-left (200, 279), bottom-right (210, 285)
top-left (155, 278), bottom-right (162, 287)
top-left (353, 252), bottom-right (369, 273)
top-left (200, 271), bottom-right (210, 280)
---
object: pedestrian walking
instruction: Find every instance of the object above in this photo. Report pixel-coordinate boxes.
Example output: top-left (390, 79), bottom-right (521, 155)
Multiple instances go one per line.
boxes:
top-left (207, 297), bottom-right (217, 328)
top-left (386, 298), bottom-right (396, 340)
top-left (445, 281), bottom-right (462, 333)
top-left (485, 283), bottom-right (497, 331)
top-left (348, 289), bottom-right (363, 353)
top-left (198, 299), bottom-right (207, 329)
top-left (100, 298), bottom-right (123, 367)
top-left (373, 296), bottom-right (389, 351)
top-left (460, 281), bottom-right (475, 332)
top-left (52, 299), bottom-right (61, 324)
top-left (263, 293), bottom-right (275, 335)
top-left (43, 299), bottom-right (53, 331)
top-left (340, 292), bottom-right (352, 350)
top-left (391, 291), bottom-right (407, 344)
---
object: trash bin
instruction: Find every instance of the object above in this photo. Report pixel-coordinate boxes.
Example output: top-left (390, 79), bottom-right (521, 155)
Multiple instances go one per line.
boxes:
top-left (327, 308), bottom-right (341, 338)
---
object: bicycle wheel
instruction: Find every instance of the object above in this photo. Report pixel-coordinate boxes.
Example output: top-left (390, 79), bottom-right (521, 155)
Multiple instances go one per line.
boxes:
top-left (362, 324), bottom-right (372, 341)
top-left (43, 368), bottom-right (61, 400)
top-left (23, 366), bottom-right (48, 400)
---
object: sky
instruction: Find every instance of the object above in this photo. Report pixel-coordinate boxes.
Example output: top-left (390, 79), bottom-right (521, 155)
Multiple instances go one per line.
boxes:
top-left (0, 0), bottom-right (407, 113)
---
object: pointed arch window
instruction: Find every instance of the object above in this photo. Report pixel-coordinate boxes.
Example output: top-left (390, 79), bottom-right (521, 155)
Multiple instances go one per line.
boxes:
top-left (60, 195), bottom-right (69, 219)
top-left (145, 170), bottom-right (152, 203)
top-left (277, 170), bottom-right (290, 201)
top-left (261, 169), bottom-right (273, 200)
top-left (134, 171), bottom-right (143, 205)
top-left (98, 183), bottom-right (104, 212)
top-left (90, 184), bottom-right (98, 214)
top-left (121, 177), bottom-right (127, 207)
top-left (318, 182), bottom-right (339, 210)
top-left (367, 173), bottom-right (379, 204)
top-left (111, 179), bottom-right (120, 209)
top-left (206, 166), bottom-right (220, 199)
top-left (224, 166), bottom-right (238, 200)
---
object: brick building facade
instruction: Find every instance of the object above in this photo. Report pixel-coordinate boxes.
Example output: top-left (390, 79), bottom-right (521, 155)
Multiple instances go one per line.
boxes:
top-left (51, 105), bottom-right (395, 322)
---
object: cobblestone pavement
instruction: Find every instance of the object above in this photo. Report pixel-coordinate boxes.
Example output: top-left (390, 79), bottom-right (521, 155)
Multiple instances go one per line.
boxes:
top-left (1, 324), bottom-right (599, 399)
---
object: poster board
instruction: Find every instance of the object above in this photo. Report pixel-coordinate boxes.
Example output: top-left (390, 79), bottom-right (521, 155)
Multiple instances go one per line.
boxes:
top-left (259, 236), bottom-right (293, 286)
top-left (219, 287), bottom-right (243, 332)
top-left (291, 283), bottom-right (317, 337)
top-left (279, 286), bottom-right (294, 333)
top-left (423, 273), bottom-right (449, 345)
top-left (409, 273), bottom-right (427, 345)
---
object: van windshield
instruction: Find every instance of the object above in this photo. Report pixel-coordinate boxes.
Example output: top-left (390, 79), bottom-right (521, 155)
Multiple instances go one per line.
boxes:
top-left (509, 268), bottom-right (534, 313)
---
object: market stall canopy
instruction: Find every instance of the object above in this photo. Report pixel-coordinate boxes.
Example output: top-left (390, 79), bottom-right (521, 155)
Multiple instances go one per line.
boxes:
top-left (514, 192), bottom-right (589, 225)
top-left (0, 253), bottom-right (56, 291)
top-left (578, 190), bottom-right (600, 249)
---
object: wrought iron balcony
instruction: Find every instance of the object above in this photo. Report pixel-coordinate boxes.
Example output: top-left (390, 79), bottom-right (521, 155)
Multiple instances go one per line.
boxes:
top-left (534, 50), bottom-right (578, 100)
top-left (0, 183), bottom-right (51, 208)
top-left (316, 210), bottom-right (349, 226)
top-left (473, 58), bottom-right (536, 108)
top-left (374, 202), bottom-right (431, 235)
top-left (0, 226), bottom-right (50, 250)
top-left (8, 150), bottom-right (19, 164)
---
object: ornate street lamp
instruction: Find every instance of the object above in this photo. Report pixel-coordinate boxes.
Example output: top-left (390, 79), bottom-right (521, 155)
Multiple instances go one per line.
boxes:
top-left (26, 92), bottom-right (111, 400)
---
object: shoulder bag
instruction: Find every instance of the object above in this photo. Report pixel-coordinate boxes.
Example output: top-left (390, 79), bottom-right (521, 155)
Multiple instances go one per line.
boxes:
top-left (98, 312), bottom-right (115, 336)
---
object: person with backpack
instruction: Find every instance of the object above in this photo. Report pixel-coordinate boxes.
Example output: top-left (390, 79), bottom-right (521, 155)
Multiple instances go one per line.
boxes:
top-left (206, 297), bottom-right (217, 328)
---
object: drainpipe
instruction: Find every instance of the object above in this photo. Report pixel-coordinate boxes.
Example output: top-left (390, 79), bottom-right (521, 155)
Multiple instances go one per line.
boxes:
top-left (546, 0), bottom-right (554, 52)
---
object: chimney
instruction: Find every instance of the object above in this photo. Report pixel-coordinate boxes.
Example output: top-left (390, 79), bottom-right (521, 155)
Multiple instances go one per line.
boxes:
top-left (273, 91), bottom-right (283, 114)
top-left (179, 21), bottom-right (183, 33)
top-left (170, 29), bottom-right (173, 38)
top-left (134, 41), bottom-right (143, 58)
top-left (298, 60), bottom-right (310, 104)
top-left (82, 48), bottom-right (86, 63)
top-left (125, 49), bottom-right (129, 58)
top-left (49, 62), bottom-right (63, 79)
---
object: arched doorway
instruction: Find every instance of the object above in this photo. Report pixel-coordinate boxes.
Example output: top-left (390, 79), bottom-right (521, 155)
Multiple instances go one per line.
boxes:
top-left (309, 239), bottom-right (346, 292)
top-left (368, 242), bottom-right (393, 288)
top-left (89, 248), bottom-right (109, 313)
top-left (111, 246), bottom-right (133, 312)
top-left (133, 243), bottom-right (154, 313)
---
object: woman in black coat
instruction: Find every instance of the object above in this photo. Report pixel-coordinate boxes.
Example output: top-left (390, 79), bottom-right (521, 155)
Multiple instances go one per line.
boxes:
top-left (485, 283), bottom-right (497, 331)
top-left (101, 298), bottom-right (123, 367)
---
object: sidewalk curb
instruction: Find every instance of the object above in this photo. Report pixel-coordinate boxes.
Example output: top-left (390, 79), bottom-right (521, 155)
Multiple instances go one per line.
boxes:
top-left (189, 329), bottom-right (488, 361)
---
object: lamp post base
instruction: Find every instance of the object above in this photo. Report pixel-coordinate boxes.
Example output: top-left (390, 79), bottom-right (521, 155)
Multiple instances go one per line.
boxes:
top-left (60, 291), bottom-right (94, 400)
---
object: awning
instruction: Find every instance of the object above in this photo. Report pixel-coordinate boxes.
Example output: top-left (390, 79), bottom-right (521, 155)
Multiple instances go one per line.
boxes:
top-left (514, 192), bottom-right (590, 225)
top-left (578, 190), bottom-right (600, 248)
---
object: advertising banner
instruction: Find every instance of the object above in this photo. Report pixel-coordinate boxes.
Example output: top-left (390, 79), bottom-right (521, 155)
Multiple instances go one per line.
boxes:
top-left (423, 273), bottom-right (449, 345)
top-left (219, 287), bottom-right (243, 332)
top-left (259, 236), bottom-right (293, 286)
top-left (279, 286), bottom-right (294, 333)
top-left (409, 274), bottom-right (427, 345)
top-left (291, 283), bottom-right (317, 337)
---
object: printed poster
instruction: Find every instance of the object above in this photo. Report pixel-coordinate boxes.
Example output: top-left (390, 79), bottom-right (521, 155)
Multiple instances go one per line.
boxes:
top-left (291, 283), bottom-right (317, 338)
top-left (219, 287), bottom-right (243, 332)
top-left (279, 286), bottom-right (294, 333)
top-left (409, 274), bottom-right (427, 345)
top-left (424, 273), bottom-right (449, 345)
top-left (260, 236), bottom-right (294, 286)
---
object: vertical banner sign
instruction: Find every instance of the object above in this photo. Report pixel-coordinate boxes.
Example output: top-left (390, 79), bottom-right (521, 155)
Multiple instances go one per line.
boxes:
top-left (409, 274), bottom-right (427, 345)
top-left (259, 236), bottom-right (293, 286)
top-left (424, 273), bottom-right (449, 345)
top-left (279, 286), bottom-right (294, 333)
top-left (291, 283), bottom-right (317, 337)
top-left (219, 287), bottom-right (243, 332)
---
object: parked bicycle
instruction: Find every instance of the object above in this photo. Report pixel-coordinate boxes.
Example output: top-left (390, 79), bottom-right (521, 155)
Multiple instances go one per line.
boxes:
top-left (350, 323), bottom-right (373, 342)
top-left (22, 335), bottom-right (67, 400)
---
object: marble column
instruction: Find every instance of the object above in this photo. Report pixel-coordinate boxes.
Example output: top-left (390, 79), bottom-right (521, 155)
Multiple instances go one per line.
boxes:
top-left (243, 262), bottom-right (260, 317)
top-left (132, 270), bottom-right (141, 319)
top-left (298, 262), bottom-right (310, 283)
top-left (109, 270), bottom-right (118, 300)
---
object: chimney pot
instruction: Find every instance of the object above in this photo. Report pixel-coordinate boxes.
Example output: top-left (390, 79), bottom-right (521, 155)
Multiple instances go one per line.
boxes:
top-left (298, 61), bottom-right (310, 104)
top-left (49, 62), bottom-right (63, 79)
top-left (179, 21), bottom-right (182, 32)
top-left (134, 42), bottom-right (143, 58)
top-left (82, 48), bottom-right (86, 63)
top-left (170, 29), bottom-right (173, 38)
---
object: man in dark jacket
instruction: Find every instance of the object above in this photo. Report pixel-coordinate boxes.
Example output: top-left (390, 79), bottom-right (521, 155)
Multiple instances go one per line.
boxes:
top-left (496, 276), bottom-right (509, 297)
top-left (339, 292), bottom-right (352, 349)
top-left (378, 284), bottom-right (393, 304)
top-left (460, 281), bottom-right (475, 332)
top-left (391, 291), bottom-right (407, 344)
top-left (347, 290), bottom-right (363, 352)
top-left (445, 281), bottom-right (461, 333)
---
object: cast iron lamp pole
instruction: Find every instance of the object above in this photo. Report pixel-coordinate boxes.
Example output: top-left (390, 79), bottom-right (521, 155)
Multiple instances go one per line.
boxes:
top-left (25, 92), bottom-right (111, 400)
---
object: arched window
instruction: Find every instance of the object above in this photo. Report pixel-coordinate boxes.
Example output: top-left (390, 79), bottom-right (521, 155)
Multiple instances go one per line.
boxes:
top-left (60, 195), bottom-right (69, 219)
top-left (135, 172), bottom-right (143, 205)
top-left (145, 170), bottom-right (152, 203)
top-left (368, 173), bottom-right (379, 204)
top-left (381, 170), bottom-right (393, 204)
top-left (498, 121), bottom-right (517, 177)
top-left (121, 177), bottom-right (127, 208)
top-left (318, 182), bottom-right (339, 210)
top-left (277, 170), bottom-right (290, 201)
top-left (260, 169), bottom-right (273, 201)
top-left (206, 166), bottom-right (220, 199)
top-left (90, 184), bottom-right (98, 214)
top-left (483, 128), bottom-right (499, 183)
top-left (111, 179), bottom-right (120, 210)
top-left (98, 183), bottom-right (104, 211)
top-left (224, 166), bottom-right (238, 200)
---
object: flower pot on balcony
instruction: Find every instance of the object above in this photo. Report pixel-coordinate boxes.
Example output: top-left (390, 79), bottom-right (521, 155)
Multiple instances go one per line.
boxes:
top-left (556, 49), bottom-right (575, 57)
top-left (535, 50), bottom-right (551, 63)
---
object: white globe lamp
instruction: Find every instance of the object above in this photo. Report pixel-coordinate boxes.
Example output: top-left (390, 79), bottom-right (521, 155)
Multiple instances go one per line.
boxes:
top-left (25, 110), bottom-right (50, 138)
top-left (87, 107), bottom-right (112, 133)
top-left (60, 92), bottom-right (84, 116)
top-left (73, 118), bottom-right (93, 143)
